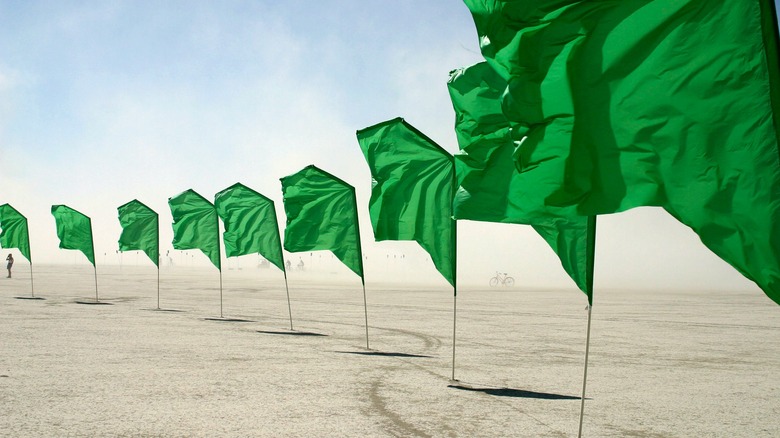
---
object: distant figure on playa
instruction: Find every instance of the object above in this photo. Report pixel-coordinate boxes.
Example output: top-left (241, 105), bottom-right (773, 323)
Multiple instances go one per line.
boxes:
top-left (6, 254), bottom-right (13, 278)
top-left (286, 259), bottom-right (292, 271)
top-left (297, 258), bottom-right (304, 271)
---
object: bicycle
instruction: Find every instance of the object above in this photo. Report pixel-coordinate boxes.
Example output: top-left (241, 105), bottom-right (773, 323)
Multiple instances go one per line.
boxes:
top-left (489, 271), bottom-right (515, 287)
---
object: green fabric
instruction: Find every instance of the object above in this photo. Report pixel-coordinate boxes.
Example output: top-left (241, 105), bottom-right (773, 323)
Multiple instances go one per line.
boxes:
top-left (0, 204), bottom-right (32, 263)
top-left (117, 199), bottom-right (159, 267)
top-left (168, 189), bottom-right (221, 270)
top-left (280, 165), bottom-right (364, 279)
top-left (448, 62), bottom-right (593, 298)
top-left (51, 205), bottom-right (95, 266)
top-left (356, 118), bottom-right (457, 287)
top-left (215, 183), bottom-right (285, 272)
top-left (465, 0), bottom-right (780, 305)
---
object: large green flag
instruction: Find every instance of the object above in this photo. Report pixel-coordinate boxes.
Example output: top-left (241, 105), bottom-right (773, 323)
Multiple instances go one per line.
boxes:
top-left (0, 204), bottom-right (32, 263)
top-left (168, 189), bottom-right (221, 270)
top-left (51, 205), bottom-right (95, 266)
top-left (448, 62), bottom-right (594, 298)
top-left (117, 199), bottom-right (159, 266)
top-left (280, 165), bottom-right (364, 279)
top-left (356, 118), bottom-right (457, 287)
top-left (465, 0), bottom-right (780, 304)
top-left (214, 182), bottom-right (285, 271)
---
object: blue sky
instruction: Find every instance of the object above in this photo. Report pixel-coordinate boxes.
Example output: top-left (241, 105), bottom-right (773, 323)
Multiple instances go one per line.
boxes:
top-left (0, 1), bottom-right (775, 296)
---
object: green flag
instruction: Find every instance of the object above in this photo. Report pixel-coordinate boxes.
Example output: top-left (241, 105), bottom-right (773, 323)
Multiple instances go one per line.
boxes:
top-left (280, 165), bottom-right (364, 279)
top-left (51, 205), bottom-right (95, 266)
top-left (215, 182), bottom-right (285, 272)
top-left (356, 118), bottom-right (457, 287)
top-left (0, 204), bottom-right (32, 263)
top-left (465, 0), bottom-right (780, 304)
top-left (448, 62), bottom-right (594, 298)
top-left (168, 189), bottom-right (221, 270)
top-left (117, 199), bottom-right (159, 267)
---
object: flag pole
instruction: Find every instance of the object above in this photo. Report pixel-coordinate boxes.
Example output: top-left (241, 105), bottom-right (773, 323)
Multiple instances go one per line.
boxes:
top-left (29, 262), bottom-right (35, 298)
top-left (350, 184), bottom-right (369, 350)
top-left (93, 265), bottom-right (99, 302)
top-left (90, 217), bottom-right (99, 302)
top-left (577, 216), bottom-right (597, 438)
top-left (283, 270), bottom-right (293, 330)
top-left (451, 287), bottom-right (457, 381)
top-left (578, 304), bottom-right (593, 438)
top-left (219, 268), bottom-right (223, 318)
top-left (362, 279), bottom-right (369, 350)
top-left (157, 263), bottom-right (161, 310)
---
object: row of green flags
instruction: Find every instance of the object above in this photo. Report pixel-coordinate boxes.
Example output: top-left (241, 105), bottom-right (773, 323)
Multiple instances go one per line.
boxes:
top-left (1, 0), bottom-right (778, 310)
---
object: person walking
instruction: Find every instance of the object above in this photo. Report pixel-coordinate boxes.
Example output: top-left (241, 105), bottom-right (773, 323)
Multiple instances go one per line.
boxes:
top-left (6, 254), bottom-right (13, 278)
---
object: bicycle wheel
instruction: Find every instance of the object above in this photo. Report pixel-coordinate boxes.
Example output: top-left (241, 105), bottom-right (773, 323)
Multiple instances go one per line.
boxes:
top-left (504, 277), bottom-right (515, 287)
top-left (489, 277), bottom-right (499, 287)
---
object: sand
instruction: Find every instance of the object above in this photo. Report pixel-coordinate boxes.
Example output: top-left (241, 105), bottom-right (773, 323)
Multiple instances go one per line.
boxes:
top-left (1, 264), bottom-right (779, 437)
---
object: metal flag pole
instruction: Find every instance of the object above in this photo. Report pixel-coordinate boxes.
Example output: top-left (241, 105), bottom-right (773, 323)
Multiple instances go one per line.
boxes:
top-left (93, 265), bottom-right (99, 302)
top-left (577, 215), bottom-right (597, 438)
top-left (219, 268), bottom-right (224, 319)
top-left (91, 219), bottom-right (99, 302)
top-left (157, 263), bottom-right (161, 310)
top-left (283, 270), bottom-right (293, 330)
top-left (29, 262), bottom-right (35, 298)
top-left (451, 287), bottom-right (458, 381)
top-left (578, 305), bottom-right (593, 438)
top-left (362, 279), bottom-right (370, 350)
top-left (450, 216), bottom-right (459, 381)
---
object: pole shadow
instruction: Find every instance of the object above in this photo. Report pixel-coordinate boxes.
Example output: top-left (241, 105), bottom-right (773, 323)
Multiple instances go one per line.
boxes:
top-left (334, 351), bottom-right (433, 359)
top-left (143, 308), bottom-right (185, 313)
top-left (257, 330), bottom-right (327, 337)
top-left (203, 317), bottom-right (254, 322)
top-left (448, 383), bottom-right (581, 400)
top-left (75, 300), bottom-right (113, 305)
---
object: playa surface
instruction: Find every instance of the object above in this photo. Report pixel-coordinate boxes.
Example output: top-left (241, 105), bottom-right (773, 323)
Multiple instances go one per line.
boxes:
top-left (1, 264), bottom-right (779, 437)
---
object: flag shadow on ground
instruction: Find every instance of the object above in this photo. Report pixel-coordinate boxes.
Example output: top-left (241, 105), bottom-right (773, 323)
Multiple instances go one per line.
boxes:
top-left (203, 317), bottom-right (254, 322)
top-left (257, 330), bottom-right (327, 337)
top-left (334, 351), bottom-right (433, 359)
top-left (448, 383), bottom-right (581, 400)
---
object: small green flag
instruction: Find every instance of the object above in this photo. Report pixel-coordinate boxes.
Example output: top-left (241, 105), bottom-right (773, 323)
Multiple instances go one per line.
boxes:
top-left (357, 118), bottom-right (457, 287)
top-left (0, 204), bottom-right (32, 263)
top-left (215, 183), bottom-right (285, 272)
top-left (280, 165), bottom-right (364, 279)
top-left (117, 200), bottom-right (159, 266)
top-left (51, 205), bottom-right (95, 266)
top-left (168, 189), bottom-right (221, 270)
top-left (448, 62), bottom-right (594, 298)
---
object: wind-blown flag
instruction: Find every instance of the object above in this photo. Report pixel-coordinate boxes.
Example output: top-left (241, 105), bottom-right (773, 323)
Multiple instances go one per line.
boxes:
top-left (356, 118), bottom-right (457, 287)
top-left (51, 205), bottom-right (95, 266)
top-left (168, 189), bottom-right (221, 269)
top-left (280, 165), bottom-right (364, 279)
top-left (0, 204), bottom-right (32, 263)
top-left (465, 0), bottom-right (780, 304)
top-left (214, 183), bottom-right (285, 271)
top-left (117, 200), bottom-right (159, 266)
top-left (448, 62), bottom-right (594, 298)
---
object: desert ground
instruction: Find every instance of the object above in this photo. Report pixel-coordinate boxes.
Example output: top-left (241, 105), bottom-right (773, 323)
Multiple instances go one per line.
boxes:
top-left (1, 263), bottom-right (779, 437)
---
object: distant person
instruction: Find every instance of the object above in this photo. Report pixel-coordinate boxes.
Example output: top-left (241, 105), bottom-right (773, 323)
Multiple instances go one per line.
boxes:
top-left (5, 254), bottom-right (13, 278)
top-left (297, 258), bottom-right (304, 271)
top-left (286, 259), bottom-right (292, 271)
